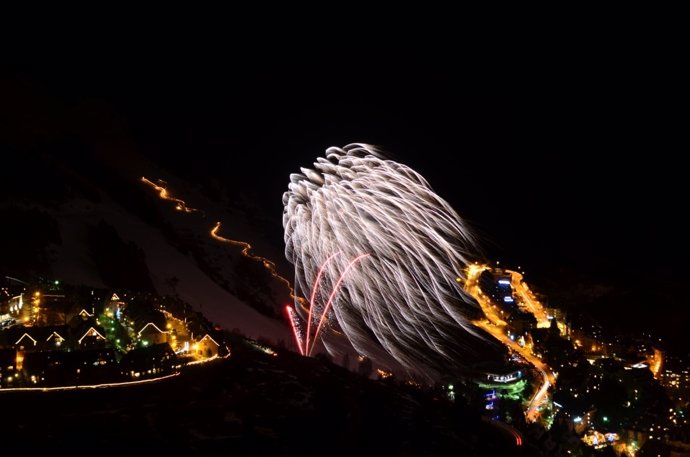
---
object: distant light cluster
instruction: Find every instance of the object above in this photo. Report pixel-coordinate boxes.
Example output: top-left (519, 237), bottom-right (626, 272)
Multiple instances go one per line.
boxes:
top-left (283, 144), bottom-right (495, 379)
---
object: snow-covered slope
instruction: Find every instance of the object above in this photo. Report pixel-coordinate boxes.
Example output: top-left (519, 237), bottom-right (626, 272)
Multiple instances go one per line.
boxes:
top-left (52, 197), bottom-right (290, 343)
top-left (1, 79), bottom-right (293, 345)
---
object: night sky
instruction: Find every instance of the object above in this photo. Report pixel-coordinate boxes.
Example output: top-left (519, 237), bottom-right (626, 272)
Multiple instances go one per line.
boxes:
top-left (4, 39), bottom-right (687, 349)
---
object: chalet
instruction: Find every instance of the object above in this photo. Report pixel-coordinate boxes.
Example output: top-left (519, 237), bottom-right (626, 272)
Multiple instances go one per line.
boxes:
top-left (27, 325), bottom-right (70, 351)
top-left (65, 309), bottom-right (94, 329)
top-left (78, 308), bottom-right (93, 318)
top-left (3, 325), bottom-right (71, 351)
top-left (14, 332), bottom-right (38, 351)
top-left (104, 293), bottom-right (125, 320)
top-left (0, 326), bottom-right (34, 351)
top-left (77, 326), bottom-right (107, 349)
top-left (137, 322), bottom-right (169, 345)
top-left (45, 330), bottom-right (67, 349)
top-left (6, 294), bottom-right (24, 318)
top-left (194, 334), bottom-right (220, 359)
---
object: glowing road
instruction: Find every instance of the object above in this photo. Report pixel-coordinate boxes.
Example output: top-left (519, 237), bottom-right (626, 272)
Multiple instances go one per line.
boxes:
top-left (465, 264), bottom-right (555, 423)
top-left (509, 271), bottom-right (550, 328)
top-left (0, 372), bottom-right (180, 393)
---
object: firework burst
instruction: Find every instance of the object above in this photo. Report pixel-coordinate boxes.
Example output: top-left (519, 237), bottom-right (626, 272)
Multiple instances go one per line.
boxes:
top-left (283, 144), bottom-right (500, 379)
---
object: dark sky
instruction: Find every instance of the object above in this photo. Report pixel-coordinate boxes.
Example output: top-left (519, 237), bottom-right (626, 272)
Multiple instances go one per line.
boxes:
top-left (4, 38), bottom-right (687, 347)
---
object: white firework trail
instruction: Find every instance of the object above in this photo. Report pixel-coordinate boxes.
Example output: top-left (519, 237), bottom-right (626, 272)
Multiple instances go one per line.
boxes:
top-left (285, 305), bottom-right (306, 356)
top-left (283, 143), bottom-right (501, 380)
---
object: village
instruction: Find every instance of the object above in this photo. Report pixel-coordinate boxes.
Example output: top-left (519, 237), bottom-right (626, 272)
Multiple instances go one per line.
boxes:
top-left (0, 277), bottom-right (228, 389)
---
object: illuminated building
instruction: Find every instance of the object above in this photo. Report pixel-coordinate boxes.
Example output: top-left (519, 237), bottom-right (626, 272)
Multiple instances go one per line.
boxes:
top-left (661, 355), bottom-right (690, 401)
top-left (76, 325), bottom-right (108, 348)
top-left (192, 334), bottom-right (220, 359)
top-left (0, 283), bottom-right (229, 389)
top-left (137, 322), bottom-right (170, 346)
top-left (459, 360), bottom-right (530, 419)
top-left (104, 293), bottom-right (126, 319)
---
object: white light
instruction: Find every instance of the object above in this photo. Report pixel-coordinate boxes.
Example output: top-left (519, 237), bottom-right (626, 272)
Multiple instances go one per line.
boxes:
top-left (283, 144), bottom-right (488, 380)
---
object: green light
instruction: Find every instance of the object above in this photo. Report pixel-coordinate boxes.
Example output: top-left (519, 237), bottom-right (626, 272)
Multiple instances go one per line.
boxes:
top-left (54, 280), bottom-right (59, 285)
top-left (448, 384), bottom-right (454, 390)
top-left (142, 340), bottom-right (149, 346)
top-left (477, 379), bottom-right (528, 401)
top-left (603, 416), bottom-right (608, 422)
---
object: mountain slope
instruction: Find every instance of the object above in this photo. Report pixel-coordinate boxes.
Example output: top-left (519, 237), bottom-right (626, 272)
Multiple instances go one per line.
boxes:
top-left (1, 79), bottom-right (293, 344)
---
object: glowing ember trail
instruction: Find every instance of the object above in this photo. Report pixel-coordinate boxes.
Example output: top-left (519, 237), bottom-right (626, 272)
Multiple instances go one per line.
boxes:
top-left (140, 176), bottom-right (303, 308)
top-left (141, 177), bottom-right (201, 213)
top-left (286, 305), bottom-right (305, 355)
top-left (307, 253), bottom-right (370, 356)
top-left (305, 251), bottom-right (342, 354)
top-left (287, 252), bottom-right (368, 356)
top-left (210, 222), bottom-right (302, 306)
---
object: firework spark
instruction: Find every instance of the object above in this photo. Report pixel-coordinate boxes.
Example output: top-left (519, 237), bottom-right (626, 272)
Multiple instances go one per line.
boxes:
top-left (307, 252), bottom-right (370, 356)
top-left (286, 305), bottom-right (305, 355)
top-left (305, 251), bottom-right (342, 354)
top-left (283, 144), bottom-right (500, 379)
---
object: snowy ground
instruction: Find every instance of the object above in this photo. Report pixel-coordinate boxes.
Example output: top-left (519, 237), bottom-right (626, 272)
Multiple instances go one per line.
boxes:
top-left (51, 196), bottom-right (290, 344)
